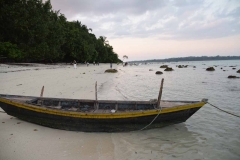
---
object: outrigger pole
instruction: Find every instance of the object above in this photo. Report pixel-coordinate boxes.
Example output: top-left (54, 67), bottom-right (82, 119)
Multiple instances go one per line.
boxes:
top-left (38, 86), bottom-right (45, 105)
top-left (95, 81), bottom-right (98, 109)
top-left (40, 86), bottom-right (44, 97)
top-left (157, 78), bottom-right (164, 109)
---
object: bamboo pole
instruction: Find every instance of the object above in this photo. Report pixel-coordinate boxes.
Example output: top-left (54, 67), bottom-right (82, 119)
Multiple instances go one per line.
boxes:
top-left (40, 86), bottom-right (44, 97)
top-left (38, 86), bottom-right (44, 105)
top-left (95, 81), bottom-right (98, 109)
top-left (157, 79), bottom-right (164, 109)
top-left (95, 81), bottom-right (97, 101)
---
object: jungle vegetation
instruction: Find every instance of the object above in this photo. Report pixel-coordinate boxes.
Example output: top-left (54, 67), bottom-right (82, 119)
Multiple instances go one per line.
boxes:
top-left (0, 0), bottom-right (122, 63)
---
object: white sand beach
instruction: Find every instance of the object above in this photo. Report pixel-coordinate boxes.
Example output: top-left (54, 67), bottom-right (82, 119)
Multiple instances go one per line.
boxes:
top-left (0, 63), bottom-right (123, 160)
top-left (0, 63), bottom-right (116, 99)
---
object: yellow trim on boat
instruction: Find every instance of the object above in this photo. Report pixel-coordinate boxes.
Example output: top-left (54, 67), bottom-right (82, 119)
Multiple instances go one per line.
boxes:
top-left (0, 98), bottom-right (205, 119)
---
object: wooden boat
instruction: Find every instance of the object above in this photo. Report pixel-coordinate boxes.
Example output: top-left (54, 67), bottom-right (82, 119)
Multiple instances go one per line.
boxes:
top-left (0, 95), bottom-right (207, 132)
top-left (0, 79), bottom-right (207, 132)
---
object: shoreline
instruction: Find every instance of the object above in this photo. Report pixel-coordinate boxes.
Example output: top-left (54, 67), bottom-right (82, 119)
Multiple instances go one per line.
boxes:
top-left (0, 63), bottom-right (118, 99)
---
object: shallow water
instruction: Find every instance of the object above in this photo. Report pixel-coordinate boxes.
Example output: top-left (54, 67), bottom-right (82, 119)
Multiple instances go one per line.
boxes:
top-left (0, 61), bottom-right (239, 160)
top-left (99, 60), bottom-right (240, 160)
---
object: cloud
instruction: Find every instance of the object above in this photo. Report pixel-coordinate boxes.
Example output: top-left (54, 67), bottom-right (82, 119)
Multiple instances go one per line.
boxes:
top-left (50, 0), bottom-right (166, 17)
top-left (49, 0), bottom-right (240, 40)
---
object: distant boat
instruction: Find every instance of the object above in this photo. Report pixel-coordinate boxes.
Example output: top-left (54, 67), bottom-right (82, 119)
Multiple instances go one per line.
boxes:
top-left (0, 79), bottom-right (207, 132)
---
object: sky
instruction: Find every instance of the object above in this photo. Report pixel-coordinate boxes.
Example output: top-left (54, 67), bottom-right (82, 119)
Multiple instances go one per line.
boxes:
top-left (49, 0), bottom-right (240, 61)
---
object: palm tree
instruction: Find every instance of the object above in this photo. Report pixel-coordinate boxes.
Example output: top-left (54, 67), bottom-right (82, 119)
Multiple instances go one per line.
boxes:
top-left (123, 55), bottom-right (128, 66)
top-left (99, 36), bottom-right (109, 46)
top-left (123, 55), bottom-right (128, 61)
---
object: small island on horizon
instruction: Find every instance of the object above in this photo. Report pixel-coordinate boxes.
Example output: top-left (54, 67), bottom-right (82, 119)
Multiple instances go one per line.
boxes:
top-left (129, 56), bottom-right (240, 63)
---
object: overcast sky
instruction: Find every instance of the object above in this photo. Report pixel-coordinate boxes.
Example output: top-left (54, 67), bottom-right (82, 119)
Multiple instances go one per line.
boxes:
top-left (49, 0), bottom-right (240, 61)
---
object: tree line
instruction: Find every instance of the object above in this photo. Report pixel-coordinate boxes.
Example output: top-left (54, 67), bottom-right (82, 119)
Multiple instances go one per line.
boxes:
top-left (131, 56), bottom-right (240, 63)
top-left (0, 0), bottom-right (122, 63)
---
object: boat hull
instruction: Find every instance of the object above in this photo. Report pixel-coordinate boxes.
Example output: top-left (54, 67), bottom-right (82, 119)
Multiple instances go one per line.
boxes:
top-left (0, 100), bottom-right (202, 132)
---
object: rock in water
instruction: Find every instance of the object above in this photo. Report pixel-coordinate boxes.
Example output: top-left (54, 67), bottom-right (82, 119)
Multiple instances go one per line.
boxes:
top-left (155, 71), bottom-right (163, 74)
top-left (164, 67), bottom-right (174, 71)
top-left (228, 75), bottom-right (239, 79)
top-left (206, 67), bottom-right (215, 71)
top-left (160, 65), bottom-right (168, 68)
top-left (105, 69), bottom-right (118, 73)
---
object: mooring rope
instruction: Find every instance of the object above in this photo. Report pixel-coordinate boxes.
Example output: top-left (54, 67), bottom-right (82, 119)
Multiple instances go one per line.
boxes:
top-left (138, 105), bottom-right (163, 131)
top-left (136, 101), bottom-right (240, 132)
top-left (207, 102), bottom-right (240, 118)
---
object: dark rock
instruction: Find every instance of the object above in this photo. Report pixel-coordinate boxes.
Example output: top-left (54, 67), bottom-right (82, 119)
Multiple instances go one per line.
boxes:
top-left (149, 69), bottom-right (153, 71)
top-left (206, 67), bottom-right (215, 71)
top-left (155, 71), bottom-right (163, 74)
top-left (232, 68), bottom-right (236, 70)
top-left (228, 75), bottom-right (239, 78)
top-left (221, 68), bottom-right (222, 69)
top-left (177, 65), bottom-right (188, 68)
top-left (164, 67), bottom-right (174, 71)
top-left (178, 65), bottom-right (183, 68)
top-left (177, 65), bottom-right (183, 68)
top-left (237, 69), bottom-right (240, 73)
top-left (105, 69), bottom-right (118, 73)
top-left (193, 66), bottom-right (196, 68)
top-left (160, 65), bottom-right (168, 68)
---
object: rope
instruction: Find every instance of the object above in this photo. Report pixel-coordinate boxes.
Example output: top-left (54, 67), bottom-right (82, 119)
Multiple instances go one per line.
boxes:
top-left (207, 102), bottom-right (240, 118)
top-left (0, 111), bottom-right (6, 113)
top-left (138, 105), bottom-right (163, 131)
top-left (136, 101), bottom-right (240, 132)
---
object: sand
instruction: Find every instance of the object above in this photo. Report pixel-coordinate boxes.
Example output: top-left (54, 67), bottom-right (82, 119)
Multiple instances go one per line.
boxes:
top-left (2, 62), bottom-right (238, 160)
top-left (0, 63), bottom-right (115, 99)
top-left (0, 63), bottom-right (122, 160)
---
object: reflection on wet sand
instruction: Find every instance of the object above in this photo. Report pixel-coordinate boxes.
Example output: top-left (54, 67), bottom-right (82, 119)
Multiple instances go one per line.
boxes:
top-left (111, 124), bottom-right (204, 159)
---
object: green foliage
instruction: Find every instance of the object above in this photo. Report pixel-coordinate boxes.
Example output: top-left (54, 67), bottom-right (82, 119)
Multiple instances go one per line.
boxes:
top-left (0, 42), bottom-right (24, 60)
top-left (0, 0), bottom-right (121, 63)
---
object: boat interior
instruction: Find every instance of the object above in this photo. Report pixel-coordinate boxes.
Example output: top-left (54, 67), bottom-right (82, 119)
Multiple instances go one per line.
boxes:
top-left (0, 95), bottom-right (200, 113)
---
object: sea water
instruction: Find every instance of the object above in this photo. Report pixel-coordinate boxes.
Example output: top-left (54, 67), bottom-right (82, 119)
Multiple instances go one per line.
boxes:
top-left (99, 60), bottom-right (240, 160)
